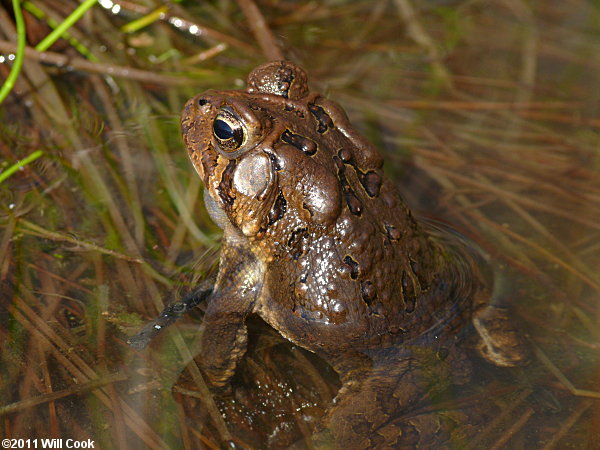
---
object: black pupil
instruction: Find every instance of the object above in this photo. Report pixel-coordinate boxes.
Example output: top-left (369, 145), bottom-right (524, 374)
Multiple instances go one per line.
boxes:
top-left (214, 119), bottom-right (234, 140)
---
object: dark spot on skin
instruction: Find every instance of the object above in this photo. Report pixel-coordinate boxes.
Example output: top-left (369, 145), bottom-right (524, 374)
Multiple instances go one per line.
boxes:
top-left (299, 272), bottom-right (308, 283)
top-left (287, 227), bottom-right (308, 260)
top-left (360, 281), bottom-right (376, 304)
top-left (385, 224), bottom-right (401, 241)
top-left (284, 104), bottom-right (305, 118)
top-left (278, 75), bottom-right (293, 98)
top-left (338, 148), bottom-right (352, 163)
top-left (410, 259), bottom-right (428, 288)
top-left (405, 296), bottom-right (416, 313)
top-left (279, 85), bottom-right (290, 98)
top-left (332, 155), bottom-right (344, 170)
top-left (287, 227), bottom-right (308, 247)
top-left (337, 167), bottom-right (362, 216)
top-left (217, 159), bottom-right (237, 206)
top-left (343, 256), bottom-right (359, 279)
top-left (281, 130), bottom-right (317, 156)
top-left (308, 104), bottom-right (334, 133)
top-left (268, 191), bottom-right (287, 225)
top-left (198, 98), bottom-right (208, 106)
top-left (359, 170), bottom-right (382, 197)
top-left (401, 270), bottom-right (415, 300)
top-left (345, 192), bottom-right (362, 215)
top-left (302, 202), bottom-right (314, 217)
top-left (265, 151), bottom-right (283, 171)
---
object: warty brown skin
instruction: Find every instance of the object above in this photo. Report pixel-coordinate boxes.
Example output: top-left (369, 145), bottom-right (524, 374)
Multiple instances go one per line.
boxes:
top-left (180, 61), bottom-right (527, 446)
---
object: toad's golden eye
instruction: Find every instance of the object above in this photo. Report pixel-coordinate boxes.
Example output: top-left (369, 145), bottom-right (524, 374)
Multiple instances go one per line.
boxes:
top-left (213, 110), bottom-right (246, 153)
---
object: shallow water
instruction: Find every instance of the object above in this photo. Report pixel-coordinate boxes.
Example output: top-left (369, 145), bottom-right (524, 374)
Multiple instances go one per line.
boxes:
top-left (1, 1), bottom-right (599, 448)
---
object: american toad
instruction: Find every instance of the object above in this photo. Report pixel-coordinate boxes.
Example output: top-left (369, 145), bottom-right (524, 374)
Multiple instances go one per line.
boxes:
top-left (133, 61), bottom-right (527, 447)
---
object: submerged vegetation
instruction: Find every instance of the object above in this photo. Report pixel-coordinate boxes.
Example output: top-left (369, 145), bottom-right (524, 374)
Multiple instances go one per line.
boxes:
top-left (0, 0), bottom-right (599, 447)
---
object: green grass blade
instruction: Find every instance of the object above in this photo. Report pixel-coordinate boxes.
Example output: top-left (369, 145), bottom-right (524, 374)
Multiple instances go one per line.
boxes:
top-left (121, 6), bottom-right (168, 33)
top-left (0, 0), bottom-right (26, 105)
top-left (23, 1), bottom-right (98, 61)
top-left (0, 150), bottom-right (44, 184)
top-left (35, 0), bottom-right (98, 52)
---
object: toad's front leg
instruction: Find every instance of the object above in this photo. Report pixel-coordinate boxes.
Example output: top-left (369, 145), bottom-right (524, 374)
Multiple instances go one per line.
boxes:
top-left (129, 238), bottom-right (263, 387)
top-left (198, 241), bottom-right (264, 387)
